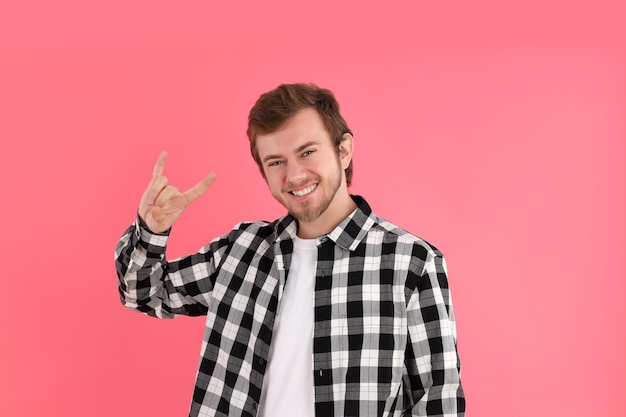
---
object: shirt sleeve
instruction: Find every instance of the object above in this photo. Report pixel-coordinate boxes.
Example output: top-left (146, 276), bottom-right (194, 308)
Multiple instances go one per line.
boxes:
top-left (114, 217), bottom-right (222, 319)
top-left (404, 252), bottom-right (465, 416)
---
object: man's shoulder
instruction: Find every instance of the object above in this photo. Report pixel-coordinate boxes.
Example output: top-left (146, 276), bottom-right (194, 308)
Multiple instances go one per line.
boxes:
top-left (369, 215), bottom-right (443, 260)
top-left (225, 218), bottom-right (277, 237)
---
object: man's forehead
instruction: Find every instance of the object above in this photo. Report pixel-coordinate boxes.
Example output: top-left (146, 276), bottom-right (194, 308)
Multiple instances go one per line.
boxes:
top-left (256, 109), bottom-right (329, 152)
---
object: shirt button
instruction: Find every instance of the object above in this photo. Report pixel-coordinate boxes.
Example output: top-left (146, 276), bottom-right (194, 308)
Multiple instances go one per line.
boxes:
top-left (259, 358), bottom-right (264, 365)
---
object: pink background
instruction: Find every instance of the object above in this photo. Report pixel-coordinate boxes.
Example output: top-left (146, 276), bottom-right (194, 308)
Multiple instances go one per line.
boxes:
top-left (1, 1), bottom-right (624, 416)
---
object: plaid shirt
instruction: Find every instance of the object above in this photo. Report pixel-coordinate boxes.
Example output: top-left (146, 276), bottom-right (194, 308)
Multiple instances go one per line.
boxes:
top-left (115, 196), bottom-right (465, 416)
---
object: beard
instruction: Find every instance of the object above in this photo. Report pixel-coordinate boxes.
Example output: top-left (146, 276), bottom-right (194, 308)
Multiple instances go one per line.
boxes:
top-left (290, 180), bottom-right (340, 223)
top-left (273, 163), bottom-right (343, 224)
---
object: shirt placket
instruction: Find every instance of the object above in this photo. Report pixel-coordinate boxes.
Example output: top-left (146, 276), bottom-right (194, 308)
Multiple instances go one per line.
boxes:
top-left (313, 237), bottom-right (341, 416)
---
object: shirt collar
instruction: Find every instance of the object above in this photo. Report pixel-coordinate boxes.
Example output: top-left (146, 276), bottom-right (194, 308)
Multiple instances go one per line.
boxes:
top-left (273, 195), bottom-right (377, 251)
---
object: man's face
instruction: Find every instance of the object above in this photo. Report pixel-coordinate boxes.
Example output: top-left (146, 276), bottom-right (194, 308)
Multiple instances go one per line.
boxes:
top-left (255, 108), bottom-right (349, 224)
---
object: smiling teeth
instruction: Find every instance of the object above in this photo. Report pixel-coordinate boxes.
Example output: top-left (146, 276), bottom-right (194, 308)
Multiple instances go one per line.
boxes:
top-left (291, 185), bottom-right (316, 196)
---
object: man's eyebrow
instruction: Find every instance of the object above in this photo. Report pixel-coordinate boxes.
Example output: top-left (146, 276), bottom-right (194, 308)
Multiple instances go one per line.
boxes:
top-left (262, 141), bottom-right (320, 163)
top-left (295, 141), bottom-right (320, 153)
top-left (262, 153), bottom-right (281, 163)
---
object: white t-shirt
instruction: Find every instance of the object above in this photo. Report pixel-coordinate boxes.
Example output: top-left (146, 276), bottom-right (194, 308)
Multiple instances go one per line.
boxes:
top-left (258, 236), bottom-right (317, 417)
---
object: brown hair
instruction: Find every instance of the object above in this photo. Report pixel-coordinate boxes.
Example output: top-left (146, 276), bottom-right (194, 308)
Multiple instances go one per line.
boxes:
top-left (247, 83), bottom-right (354, 186)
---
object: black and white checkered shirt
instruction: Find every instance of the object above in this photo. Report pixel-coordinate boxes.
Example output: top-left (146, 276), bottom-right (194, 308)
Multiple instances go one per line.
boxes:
top-left (115, 196), bottom-right (465, 416)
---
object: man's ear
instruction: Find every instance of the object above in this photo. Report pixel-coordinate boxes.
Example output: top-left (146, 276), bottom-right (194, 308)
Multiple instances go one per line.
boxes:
top-left (338, 133), bottom-right (354, 169)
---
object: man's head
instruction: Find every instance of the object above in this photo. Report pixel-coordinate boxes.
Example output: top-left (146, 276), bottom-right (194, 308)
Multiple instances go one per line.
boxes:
top-left (247, 83), bottom-right (354, 186)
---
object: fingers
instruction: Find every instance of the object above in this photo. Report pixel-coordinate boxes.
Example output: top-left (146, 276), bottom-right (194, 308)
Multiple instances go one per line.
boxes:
top-left (147, 175), bottom-right (168, 205)
top-left (182, 172), bottom-right (217, 204)
top-left (152, 151), bottom-right (168, 179)
top-left (155, 185), bottom-right (180, 207)
top-left (145, 185), bottom-right (180, 231)
top-left (140, 152), bottom-right (216, 228)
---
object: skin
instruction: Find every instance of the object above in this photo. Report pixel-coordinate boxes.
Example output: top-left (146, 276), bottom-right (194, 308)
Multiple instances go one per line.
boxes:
top-left (139, 152), bottom-right (217, 233)
top-left (140, 107), bottom-right (355, 238)
top-left (255, 108), bottom-right (356, 238)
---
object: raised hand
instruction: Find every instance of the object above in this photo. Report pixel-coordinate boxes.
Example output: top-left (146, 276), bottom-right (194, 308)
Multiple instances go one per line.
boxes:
top-left (138, 152), bottom-right (217, 233)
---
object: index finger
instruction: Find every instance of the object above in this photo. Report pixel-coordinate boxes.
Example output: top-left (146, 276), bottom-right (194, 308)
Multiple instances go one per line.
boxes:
top-left (152, 151), bottom-right (168, 179)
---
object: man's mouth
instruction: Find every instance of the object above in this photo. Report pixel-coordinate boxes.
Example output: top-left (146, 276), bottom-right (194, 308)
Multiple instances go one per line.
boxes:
top-left (290, 184), bottom-right (317, 197)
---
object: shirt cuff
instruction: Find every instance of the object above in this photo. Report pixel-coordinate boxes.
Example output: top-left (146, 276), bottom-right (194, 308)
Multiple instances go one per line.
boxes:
top-left (134, 214), bottom-right (171, 250)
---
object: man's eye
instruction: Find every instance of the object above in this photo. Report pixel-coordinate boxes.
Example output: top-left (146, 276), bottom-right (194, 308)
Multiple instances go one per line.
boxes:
top-left (268, 160), bottom-right (282, 167)
top-left (303, 150), bottom-right (314, 157)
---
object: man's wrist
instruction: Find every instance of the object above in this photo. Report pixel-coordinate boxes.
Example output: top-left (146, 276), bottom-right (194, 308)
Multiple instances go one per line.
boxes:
top-left (136, 214), bottom-right (171, 237)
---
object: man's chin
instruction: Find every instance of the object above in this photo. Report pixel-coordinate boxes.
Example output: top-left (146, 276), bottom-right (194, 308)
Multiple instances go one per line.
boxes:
top-left (290, 210), bottom-right (320, 224)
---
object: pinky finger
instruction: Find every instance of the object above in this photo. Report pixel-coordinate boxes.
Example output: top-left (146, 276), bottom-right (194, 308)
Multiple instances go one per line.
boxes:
top-left (183, 172), bottom-right (217, 204)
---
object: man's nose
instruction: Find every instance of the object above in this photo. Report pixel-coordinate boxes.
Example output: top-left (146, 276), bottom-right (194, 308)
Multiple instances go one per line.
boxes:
top-left (285, 159), bottom-right (306, 183)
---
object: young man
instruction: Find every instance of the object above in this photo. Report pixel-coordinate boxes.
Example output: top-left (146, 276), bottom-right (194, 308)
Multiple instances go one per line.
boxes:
top-left (115, 83), bottom-right (465, 416)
